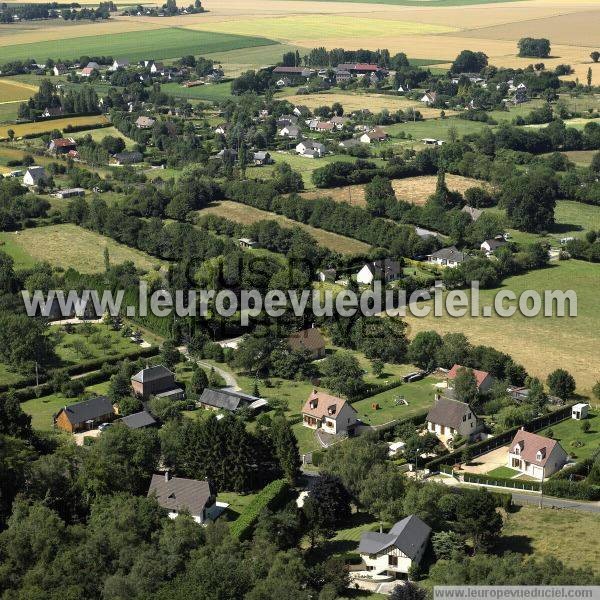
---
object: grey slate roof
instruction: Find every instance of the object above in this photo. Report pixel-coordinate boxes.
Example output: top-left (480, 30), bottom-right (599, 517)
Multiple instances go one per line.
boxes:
top-left (148, 474), bottom-right (214, 517)
top-left (60, 396), bottom-right (113, 426)
top-left (358, 515), bottom-right (431, 558)
top-left (131, 365), bottom-right (174, 384)
top-left (365, 258), bottom-right (402, 279)
top-left (120, 410), bottom-right (156, 429)
top-left (426, 397), bottom-right (476, 430)
top-left (198, 388), bottom-right (261, 411)
top-left (428, 246), bottom-right (468, 263)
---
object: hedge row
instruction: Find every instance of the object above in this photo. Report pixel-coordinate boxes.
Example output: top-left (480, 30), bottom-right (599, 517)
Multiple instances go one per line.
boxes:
top-left (425, 404), bottom-right (574, 471)
top-left (542, 479), bottom-right (600, 501)
top-left (353, 378), bottom-right (405, 402)
top-left (0, 346), bottom-right (159, 402)
top-left (463, 472), bottom-right (542, 492)
top-left (229, 479), bottom-right (290, 541)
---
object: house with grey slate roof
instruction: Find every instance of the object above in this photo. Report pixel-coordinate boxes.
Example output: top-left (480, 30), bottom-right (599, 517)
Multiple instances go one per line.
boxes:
top-left (197, 388), bottom-right (267, 413)
top-left (357, 515), bottom-right (431, 578)
top-left (148, 472), bottom-right (216, 524)
top-left (426, 396), bottom-right (484, 444)
top-left (427, 246), bottom-right (469, 268)
top-left (131, 365), bottom-right (184, 400)
top-left (54, 396), bottom-right (114, 433)
top-left (119, 410), bottom-right (157, 429)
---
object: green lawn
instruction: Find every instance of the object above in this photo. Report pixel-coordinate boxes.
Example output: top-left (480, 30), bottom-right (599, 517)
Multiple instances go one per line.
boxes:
top-left (52, 323), bottom-right (142, 365)
top-left (0, 28), bottom-right (277, 63)
top-left (161, 81), bottom-right (233, 102)
top-left (324, 511), bottom-right (386, 556)
top-left (0, 232), bottom-right (37, 269)
top-left (487, 466), bottom-right (520, 478)
top-left (385, 117), bottom-right (490, 142)
top-left (216, 490), bottom-right (260, 520)
top-left (22, 381), bottom-right (109, 431)
top-left (498, 506), bottom-right (600, 574)
top-left (351, 376), bottom-right (437, 426)
top-left (538, 411), bottom-right (600, 461)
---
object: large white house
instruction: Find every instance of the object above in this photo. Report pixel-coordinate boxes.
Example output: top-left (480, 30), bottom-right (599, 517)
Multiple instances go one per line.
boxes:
top-left (23, 166), bottom-right (47, 187)
top-left (426, 396), bottom-right (484, 444)
top-left (356, 259), bottom-right (402, 285)
top-left (358, 515), bottom-right (431, 579)
top-left (507, 429), bottom-right (568, 479)
top-left (302, 390), bottom-right (357, 436)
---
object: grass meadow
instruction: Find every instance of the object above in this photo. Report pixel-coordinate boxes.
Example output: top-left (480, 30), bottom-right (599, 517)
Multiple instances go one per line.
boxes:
top-left (498, 506), bottom-right (600, 574)
top-left (0, 224), bottom-right (164, 273)
top-left (161, 81), bottom-right (233, 102)
top-left (198, 200), bottom-right (371, 255)
top-left (0, 115), bottom-right (108, 139)
top-left (0, 28), bottom-right (276, 63)
top-left (404, 260), bottom-right (600, 394)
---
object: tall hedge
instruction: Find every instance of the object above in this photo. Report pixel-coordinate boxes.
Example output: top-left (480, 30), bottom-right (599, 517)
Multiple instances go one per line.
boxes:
top-left (229, 479), bottom-right (291, 541)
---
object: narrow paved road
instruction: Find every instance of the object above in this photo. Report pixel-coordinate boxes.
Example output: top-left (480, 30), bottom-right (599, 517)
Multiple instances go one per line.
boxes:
top-left (511, 492), bottom-right (600, 513)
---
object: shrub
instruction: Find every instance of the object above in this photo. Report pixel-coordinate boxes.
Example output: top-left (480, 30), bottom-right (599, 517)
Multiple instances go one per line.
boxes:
top-left (542, 479), bottom-right (600, 501)
top-left (229, 479), bottom-right (290, 540)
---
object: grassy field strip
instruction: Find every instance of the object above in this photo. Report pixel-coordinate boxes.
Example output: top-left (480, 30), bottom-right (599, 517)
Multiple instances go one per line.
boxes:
top-left (0, 79), bottom-right (38, 103)
top-left (198, 200), bottom-right (371, 255)
top-left (0, 114), bottom-right (109, 139)
top-left (184, 15), bottom-right (457, 41)
top-left (300, 174), bottom-right (489, 207)
top-left (404, 260), bottom-right (600, 393)
top-left (0, 224), bottom-right (165, 273)
top-left (0, 27), bottom-right (277, 63)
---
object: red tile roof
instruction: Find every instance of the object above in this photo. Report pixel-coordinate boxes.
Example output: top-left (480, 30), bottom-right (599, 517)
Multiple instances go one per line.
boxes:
top-left (302, 390), bottom-right (355, 421)
top-left (447, 364), bottom-right (490, 389)
top-left (509, 429), bottom-right (562, 467)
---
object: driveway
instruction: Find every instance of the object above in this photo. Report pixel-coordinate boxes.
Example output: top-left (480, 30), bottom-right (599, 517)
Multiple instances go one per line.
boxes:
top-left (73, 429), bottom-right (101, 446)
top-left (460, 445), bottom-right (510, 474)
top-left (180, 347), bottom-right (240, 391)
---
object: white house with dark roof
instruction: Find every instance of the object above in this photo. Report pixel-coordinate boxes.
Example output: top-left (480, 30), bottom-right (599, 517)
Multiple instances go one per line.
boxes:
top-left (148, 472), bottom-right (216, 524)
top-left (480, 238), bottom-right (506, 255)
top-left (357, 515), bottom-right (431, 579)
top-left (508, 429), bottom-right (568, 479)
top-left (426, 396), bottom-right (484, 443)
top-left (356, 259), bottom-right (402, 285)
top-left (23, 166), bottom-right (48, 186)
top-left (302, 390), bottom-right (357, 436)
top-left (427, 246), bottom-right (468, 268)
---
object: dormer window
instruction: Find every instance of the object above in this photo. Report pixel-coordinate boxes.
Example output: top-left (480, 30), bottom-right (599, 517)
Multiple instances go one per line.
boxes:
top-left (468, 413), bottom-right (472, 419)
top-left (310, 400), bottom-right (318, 410)
top-left (514, 445), bottom-right (520, 455)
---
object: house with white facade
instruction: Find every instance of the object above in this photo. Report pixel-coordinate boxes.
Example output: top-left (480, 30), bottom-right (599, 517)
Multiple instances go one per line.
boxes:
top-left (356, 258), bottom-right (402, 285)
top-left (147, 472), bottom-right (216, 524)
top-left (507, 429), bottom-right (568, 479)
top-left (357, 515), bottom-right (431, 579)
top-left (302, 390), bottom-right (357, 436)
top-left (427, 246), bottom-right (468, 268)
top-left (23, 166), bottom-right (47, 187)
top-left (296, 139), bottom-right (326, 158)
top-left (426, 396), bottom-right (484, 444)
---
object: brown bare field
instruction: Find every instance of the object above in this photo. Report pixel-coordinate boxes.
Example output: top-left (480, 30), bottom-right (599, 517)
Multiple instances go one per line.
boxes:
top-left (560, 150), bottom-right (598, 167)
top-left (301, 174), bottom-right (489, 207)
top-left (199, 200), bottom-right (370, 255)
top-left (280, 92), bottom-right (451, 118)
top-left (459, 9), bottom-right (600, 48)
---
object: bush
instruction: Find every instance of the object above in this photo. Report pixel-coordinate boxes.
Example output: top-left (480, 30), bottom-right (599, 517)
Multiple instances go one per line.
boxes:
top-left (229, 479), bottom-right (290, 540)
top-left (542, 479), bottom-right (600, 500)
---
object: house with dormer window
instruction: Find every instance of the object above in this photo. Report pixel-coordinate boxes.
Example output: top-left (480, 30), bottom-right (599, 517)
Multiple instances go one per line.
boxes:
top-left (507, 429), bottom-right (567, 479)
top-left (302, 390), bottom-right (357, 436)
top-left (357, 515), bottom-right (431, 579)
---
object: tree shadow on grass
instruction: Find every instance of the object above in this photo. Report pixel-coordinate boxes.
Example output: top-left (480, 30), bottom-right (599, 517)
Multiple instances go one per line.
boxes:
top-left (493, 534), bottom-right (534, 557)
top-left (551, 223), bottom-right (583, 234)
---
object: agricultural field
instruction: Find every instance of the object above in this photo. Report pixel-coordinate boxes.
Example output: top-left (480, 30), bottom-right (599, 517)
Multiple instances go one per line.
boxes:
top-left (198, 200), bottom-right (371, 255)
top-left (0, 78), bottom-right (37, 103)
top-left (403, 259), bottom-right (600, 394)
top-left (0, 224), bottom-right (164, 273)
top-left (278, 92), bottom-right (452, 119)
top-left (301, 174), bottom-right (490, 207)
top-left (82, 125), bottom-right (136, 149)
top-left (385, 117), bottom-right (490, 142)
top-left (0, 27), bottom-right (276, 63)
top-left (559, 150), bottom-right (599, 167)
top-left (538, 410), bottom-right (600, 461)
top-left (498, 506), bottom-right (600, 574)
top-left (186, 15), bottom-right (456, 42)
top-left (0, 115), bottom-right (109, 140)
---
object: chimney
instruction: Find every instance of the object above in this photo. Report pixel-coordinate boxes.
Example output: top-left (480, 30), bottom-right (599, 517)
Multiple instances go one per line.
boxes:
top-left (164, 470), bottom-right (170, 482)
top-left (379, 523), bottom-right (383, 534)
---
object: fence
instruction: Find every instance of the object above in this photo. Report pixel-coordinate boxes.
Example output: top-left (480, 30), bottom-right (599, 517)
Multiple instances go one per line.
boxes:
top-left (463, 472), bottom-right (542, 492)
top-left (425, 404), bottom-right (575, 472)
